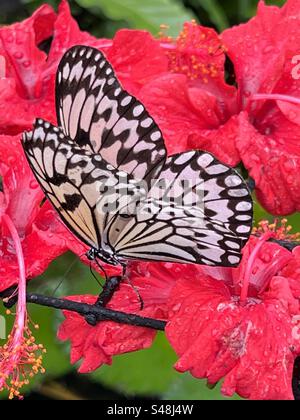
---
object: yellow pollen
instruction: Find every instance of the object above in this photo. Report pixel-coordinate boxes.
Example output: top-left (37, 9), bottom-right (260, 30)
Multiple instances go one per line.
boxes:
top-left (161, 20), bottom-right (225, 82)
top-left (253, 218), bottom-right (300, 241)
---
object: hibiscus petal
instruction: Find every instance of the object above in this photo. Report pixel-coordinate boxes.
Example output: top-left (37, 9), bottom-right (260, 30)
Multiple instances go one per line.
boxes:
top-left (107, 29), bottom-right (168, 96)
top-left (235, 112), bottom-right (300, 214)
top-left (57, 282), bottom-right (166, 373)
top-left (47, 0), bottom-right (108, 67)
top-left (166, 274), bottom-right (300, 400)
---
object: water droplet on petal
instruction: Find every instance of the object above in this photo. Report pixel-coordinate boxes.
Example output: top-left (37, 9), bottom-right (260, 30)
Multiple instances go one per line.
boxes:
top-left (29, 180), bottom-right (39, 190)
top-left (13, 52), bottom-right (23, 60)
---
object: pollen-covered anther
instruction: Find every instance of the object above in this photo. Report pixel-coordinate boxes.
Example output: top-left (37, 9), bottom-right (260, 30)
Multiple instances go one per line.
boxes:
top-left (0, 317), bottom-right (46, 400)
top-left (253, 219), bottom-right (300, 241)
top-left (160, 20), bottom-right (224, 81)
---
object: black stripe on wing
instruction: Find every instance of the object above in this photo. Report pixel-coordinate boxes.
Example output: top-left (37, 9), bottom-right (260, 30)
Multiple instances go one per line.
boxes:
top-left (56, 45), bottom-right (166, 184)
top-left (106, 151), bottom-right (253, 267)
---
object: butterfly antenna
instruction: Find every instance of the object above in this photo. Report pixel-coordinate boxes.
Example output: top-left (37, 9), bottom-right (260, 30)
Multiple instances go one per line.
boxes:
top-left (89, 264), bottom-right (103, 288)
top-left (52, 255), bottom-right (79, 297)
top-left (94, 258), bottom-right (108, 283)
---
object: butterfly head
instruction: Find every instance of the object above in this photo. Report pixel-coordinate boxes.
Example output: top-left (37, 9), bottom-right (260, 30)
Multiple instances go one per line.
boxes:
top-left (86, 247), bottom-right (121, 267)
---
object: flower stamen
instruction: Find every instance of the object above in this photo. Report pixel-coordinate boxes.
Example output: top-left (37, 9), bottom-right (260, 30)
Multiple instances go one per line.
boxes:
top-left (250, 93), bottom-right (300, 106)
top-left (159, 21), bottom-right (224, 81)
top-left (0, 214), bottom-right (45, 399)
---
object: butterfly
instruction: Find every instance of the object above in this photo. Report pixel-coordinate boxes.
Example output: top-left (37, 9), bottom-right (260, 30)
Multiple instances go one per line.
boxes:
top-left (22, 45), bottom-right (253, 271)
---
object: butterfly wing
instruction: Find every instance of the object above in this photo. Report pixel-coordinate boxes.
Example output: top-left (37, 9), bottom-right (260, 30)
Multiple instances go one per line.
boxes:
top-left (22, 119), bottom-right (146, 251)
top-left (106, 151), bottom-right (253, 267)
top-left (55, 45), bottom-right (166, 184)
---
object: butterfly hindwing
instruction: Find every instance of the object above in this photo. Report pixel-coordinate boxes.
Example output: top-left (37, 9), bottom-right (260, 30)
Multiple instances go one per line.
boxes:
top-left (56, 45), bottom-right (166, 184)
top-left (106, 151), bottom-right (252, 267)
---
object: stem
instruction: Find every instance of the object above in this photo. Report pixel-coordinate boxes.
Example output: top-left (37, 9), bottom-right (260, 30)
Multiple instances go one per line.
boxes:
top-left (96, 276), bottom-right (122, 307)
top-left (26, 293), bottom-right (166, 331)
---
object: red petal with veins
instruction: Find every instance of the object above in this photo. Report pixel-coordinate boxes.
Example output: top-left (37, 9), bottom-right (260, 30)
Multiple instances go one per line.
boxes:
top-left (166, 273), bottom-right (300, 400)
top-left (58, 272), bottom-right (169, 373)
top-left (47, 0), bottom-right (108, 67)
top-left (106, 29), bottom-right (168, 96)
top-left (0, 1), bottom-right (109, 135)
top-left (235, 112), bottom-right (300, 214)
top-left (222, 0), bottom-right (296, 109)
top-left (139, 74), bottom-right (239, 164)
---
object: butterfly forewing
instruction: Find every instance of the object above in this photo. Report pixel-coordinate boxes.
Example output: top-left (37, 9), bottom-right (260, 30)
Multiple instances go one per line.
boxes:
top-left (22, 119), bottom-right (146, 252)
top-left (106, 151), bottom-right (252, 267)
top-left (56, 45), bottom-right (166, 185)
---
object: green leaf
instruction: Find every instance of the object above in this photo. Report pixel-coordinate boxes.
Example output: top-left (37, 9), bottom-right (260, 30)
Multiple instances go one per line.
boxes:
top-left (163, 374), bottom-right (242, 400)
top-left (75, 0), bottom-right (197, 37)
top-left (91, 332), bottom-right (179, 396)
top-left (196, 0), bottom-right (229, 31)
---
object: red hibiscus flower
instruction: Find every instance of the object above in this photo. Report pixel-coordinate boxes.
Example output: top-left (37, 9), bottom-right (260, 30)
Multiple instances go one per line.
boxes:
top-left (222, 0), bottom-right (300, 215)
top-left (0, 0), bottom-right (167, 136)
top-left (0, 0), bottom-right (108, 135)
top-left (165, 235), bottom-right (300, 400)
top-left (57, 263), bottom-right (173, 373)
top-left (140, 22), bottom-right (239, 165)
top-left (138, 1), bottom-right (300, 215)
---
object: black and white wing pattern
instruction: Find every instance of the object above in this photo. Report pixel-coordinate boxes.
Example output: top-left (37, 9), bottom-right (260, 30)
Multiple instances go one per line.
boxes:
top-left (22, 119), bottom-right (146, 251)
top-left (105, 151), bottom-right (253, 267)
top-left (55, 45), bottom-right (166, 185)
top-left (22, 44), bottom-right (253, 270)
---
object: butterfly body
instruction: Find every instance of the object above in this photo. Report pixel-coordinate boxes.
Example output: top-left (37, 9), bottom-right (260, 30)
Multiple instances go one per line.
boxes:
top-left (22, 45), bottom-right (253, 270)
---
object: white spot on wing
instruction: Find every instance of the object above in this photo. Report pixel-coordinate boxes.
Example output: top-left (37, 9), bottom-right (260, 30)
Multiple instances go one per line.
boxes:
top-left (205, 164), bottom-right (228, 175)
top-left (236, 201), bottom-right (252, 211)
top-left (141, 118), bottom-right (152, 128)
top-left (174, 152), bottom-right (194, 165)
top-left (70, 88), bottom-right (86, 139)
top-left (63, 63), bottom-right (70, 80)
top-left (225, 175), bottom-right (242, 187)
top-left (197, 153), bottom-right (214, 168)
top-left (150, 131), bottom-right (161, 142)
top-left (228, 189), bottom-right (249, 197)
top-left (133, 105), bottom-right (144, 117)
top-left (236, 225), bottom-right (251, 233)
top-left (228, 255), bottom-right (240, 264)
top-left (121, 96), bottom-right (132, 107)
